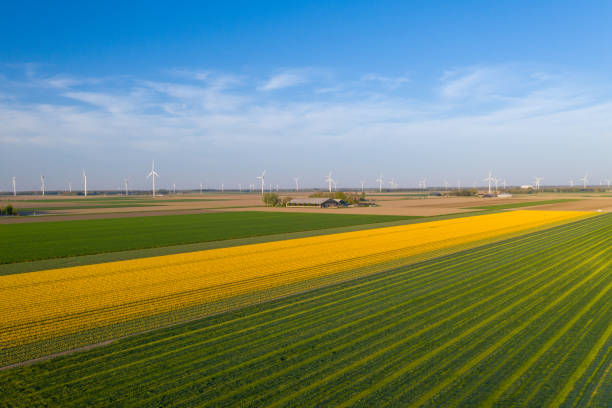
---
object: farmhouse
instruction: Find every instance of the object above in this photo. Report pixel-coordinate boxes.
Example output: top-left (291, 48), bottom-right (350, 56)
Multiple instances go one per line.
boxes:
top-left (286, 198), bottom-right (339, 208)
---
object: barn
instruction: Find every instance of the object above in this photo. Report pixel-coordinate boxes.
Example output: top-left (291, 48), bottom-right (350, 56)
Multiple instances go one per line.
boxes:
top-left (286, 198), bottom-right (339, 208)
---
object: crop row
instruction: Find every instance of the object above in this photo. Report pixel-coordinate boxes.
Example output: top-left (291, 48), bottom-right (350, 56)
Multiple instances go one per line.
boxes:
top-left (0, 213), bottom-right (609, 407)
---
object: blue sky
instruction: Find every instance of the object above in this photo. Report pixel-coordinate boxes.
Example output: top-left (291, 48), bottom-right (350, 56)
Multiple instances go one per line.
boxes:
top-left (1, 1), bottom-right (611, 190)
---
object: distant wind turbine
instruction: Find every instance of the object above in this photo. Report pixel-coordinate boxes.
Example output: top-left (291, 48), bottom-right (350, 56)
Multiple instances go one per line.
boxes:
top-left (457, 180), bottom-right (461, 190)
top-left (360, 180), bottom-right (366, 193)
top-left (221, 183), bottom-right (224, 192)
top-left (68, 181), bottom-right (72, 193)
top-left (325, 172), bottom-right (334, 193)
top-left (534, 177), bottom-right (543, 191)
top-left (40, 175), bottom-right (45, 197)
top-left (444, 180), bottom-right (449, 191)
top-left (294, 177), bottom-right (299, 192)
top-left (12, 177), bottom-right (16, 196)
top-left (239, 183), bottom-right (242, 192)
top-left (257, 170), bottom-right (266, 195)
top-left (484, 171), bottom-right (495, 194)
top-left (580, 173), bottom-right (589, 189)
top-left (569, 179), bottom-right (574, 187)
top-left (147, 161), bottom-right (159, 197)
top-left (124, 178), bottom-right (129, 196)
top-left (173, 183), bottom-right (176, 194)
top-left (82, 169), bottom-right (88, 197)
top-left (376, 174), bottom-right (383, 192)
top-left (200, 183), bottom-right (203, 194)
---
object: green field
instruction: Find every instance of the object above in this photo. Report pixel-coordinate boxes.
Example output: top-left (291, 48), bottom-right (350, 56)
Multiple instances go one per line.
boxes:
top-left (1, 214), bottom-right (610, 407)
top-left (0, 212), bottom-right (417, 264)
top-left (467, 198), bottom-right (579, 210)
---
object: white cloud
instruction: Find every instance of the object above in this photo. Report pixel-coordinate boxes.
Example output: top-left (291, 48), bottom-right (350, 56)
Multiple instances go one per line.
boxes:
top-left (258, 70), bottom-right (308, 91)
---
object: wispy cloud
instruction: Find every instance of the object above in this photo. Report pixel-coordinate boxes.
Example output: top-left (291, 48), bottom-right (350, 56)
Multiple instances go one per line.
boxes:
top-left (258, 69), bottom-right (309, 91)
top-left (361, 73), bottom-right (410, 89)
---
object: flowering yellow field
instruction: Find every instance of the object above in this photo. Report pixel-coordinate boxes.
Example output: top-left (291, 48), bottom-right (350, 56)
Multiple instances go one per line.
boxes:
top-left (0, 210), bottom-right (592, 352)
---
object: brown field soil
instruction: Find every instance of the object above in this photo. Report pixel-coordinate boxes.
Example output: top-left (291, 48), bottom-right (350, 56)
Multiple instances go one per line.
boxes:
top-left (1, 192), bottom-right (609, 222)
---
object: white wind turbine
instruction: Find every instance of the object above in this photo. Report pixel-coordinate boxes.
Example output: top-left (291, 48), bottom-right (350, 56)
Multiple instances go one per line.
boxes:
top-left (376, 174), bottom-right (383, 192)
top-left (502, 179), bottom-right (507, 190)
top-left (40, 175), bottom-right (45, 197)
top-left (68, 181), bottom-right (72, 193)
top-left (82, 169), bottom-right (88, 197)
top-left (484, 171), bottom-right (495, 194)
top-left (569, 179), bottom-right (574, 187)
top-left (325, 172), bottom-right (334, 193)
top-left (200, 183), bottom-right (203, 194)
top-left (173, 183), bottom-right (176, 194)
top-left (239, 183), bottom-right (242, 192)
top-left (389, 178), bottom-right (397, 190)
top-left (12, 177), bottom-right (16, 196)
top-left (257, 170), bottom-right (266, 195)
top-left (124, 178), bottom-right (129, 196)
top-left (606, 179), bottom-right (611, 189)
top-left (147, 160), bottom-right (159, 197)
top-left (457, 180), bottom-right (461, 190)
top-left (444, 180), bottom-right (449, 191)
top-left (580, 173), bottom-right (589, 189)
top-left (534, 177), bottom-right (543, 191)
top-left (360, 180), bottom-right (366, 193)
top-left (294, 177), bottom-right (299, 192)
top-left (221, 183), bottom-right (224, 192)
top-left (494, 178), bottom-right (499, 192)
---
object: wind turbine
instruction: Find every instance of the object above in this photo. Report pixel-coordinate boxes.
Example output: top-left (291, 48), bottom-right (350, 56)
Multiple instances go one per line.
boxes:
top-left (376, 174), bottom-right (383, 192)
top-left (494, 178), bottom-right (499, 192)
top-left (534, 177), bottom-right (543, 191)
top-left (68, 181), bottom-right (72, 193)
top-left (389, 178), bottom-right (397, 190)
top-left (147, 160), bottom-right (159, 197)
top-left (502, 179), bottom-right (507, 190)
top-left (484, 171), bottom-right (495, 194)
top-left (325, 172), bottom-right (334, 193)
top-left (257, 170), bottom-right (266, 195)
top-left (606, 179), bottom-right (611, 189)
top-left (294, 177), bottom-right (299, 192)
top-left (221, 183), bottom-right (224, 192)
top-left (12, 177), bottom-right (16, 196)
top-left (580, 173), bottom-right (589, 189)
top-left (457, 180), bottom-right (461, 190)
top-left (173, 183), bottom-right (176, 194)
top-left (569, 179), bottom-right (574, 187)
top-left (444, 180), bottom-right (449, 192)
top-left (421, 178), bottom-right (427, 190)
top-left (40, 175), bottom-right (45, 197)
top-left (239, 183), bottom-right (242, 192)
top-left (200, 183), bottom-right (203, 194)
top-left (82, 169), bottom-right (88, 197)
top-left (124, 178), bottom-right (129, 196)
top-left (360, 180), bottom-right (366, 193)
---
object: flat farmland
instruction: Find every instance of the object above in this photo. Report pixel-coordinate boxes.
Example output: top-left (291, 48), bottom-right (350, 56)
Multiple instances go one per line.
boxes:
top-left (0, 213), bottom-right (610, 407)
top-left (0, 211), bottom-right (417, 264)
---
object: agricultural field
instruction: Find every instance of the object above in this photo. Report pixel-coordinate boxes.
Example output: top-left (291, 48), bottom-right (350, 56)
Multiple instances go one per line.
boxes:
top-left (0, 211), bottom-right (417, 264)
top-left (0, 210), bottom-right (590, 365)
top-left (0, 212), bottom-right (610, 407)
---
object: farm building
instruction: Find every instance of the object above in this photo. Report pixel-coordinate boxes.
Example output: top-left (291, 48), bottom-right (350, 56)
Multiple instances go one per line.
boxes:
top-left (286, 198), bottom-right (340, 208)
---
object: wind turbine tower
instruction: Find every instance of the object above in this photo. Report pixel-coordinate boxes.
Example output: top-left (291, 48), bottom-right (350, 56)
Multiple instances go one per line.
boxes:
top-left (68, 181), bottom-right (72, 193)
top-left (257, 170), bottom-right (266, 195)
top-left (360, 180), bottom-right (365, 193)
top-left (82, 169), bottom-right (88, 197)
top-left (40, 175), bottom-right (45, 197)
top-left (294, 177), bottom-right (299, 192)
top-left (580, 173), bottom-right (589, 189)
top-left (569, 179), bottom-right (574, 187)
top-left (534, 177), bottom-right (543, 191)
top-left (200, 183), bottom-right (203, 194)
top-left (147, 161), bottom-right (159, 197)
top-left (376, 174), bottom-right (383, 192)
top-left (12, 177), bottom-right (16, 196)
top-left (484, 171), bottom-right (495, 194)
top-left (326, 172), bottom-right (334, 193)
top-left (124, 178), bottom-right (129, 196)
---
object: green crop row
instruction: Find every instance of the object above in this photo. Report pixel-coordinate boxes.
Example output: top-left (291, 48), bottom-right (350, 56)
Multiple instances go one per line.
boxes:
top-left (466, 198), bottom-right (579, 210)
top-left (0, 214), bottom-right (610, 407)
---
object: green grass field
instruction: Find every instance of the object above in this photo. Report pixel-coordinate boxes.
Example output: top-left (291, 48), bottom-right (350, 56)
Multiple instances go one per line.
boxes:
top-left (1, 214), bottom-right (610, 407)
top-left (0, 212), bottom-right (417, 264)
top-left (467, 198), bottom-right (579, 210)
